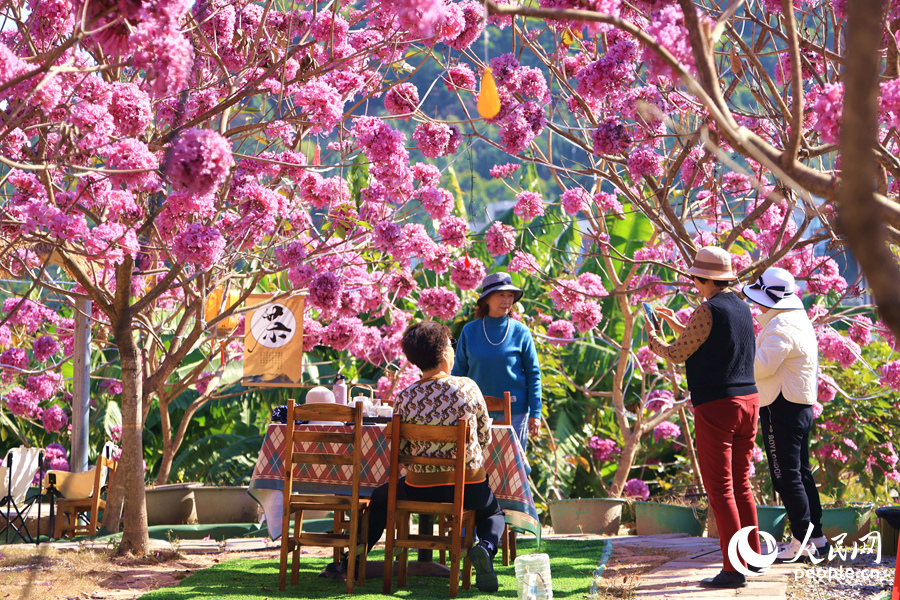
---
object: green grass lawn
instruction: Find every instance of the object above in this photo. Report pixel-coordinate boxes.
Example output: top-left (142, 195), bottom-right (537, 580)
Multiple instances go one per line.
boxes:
top-left (139, 538), bottom-right (606, 599)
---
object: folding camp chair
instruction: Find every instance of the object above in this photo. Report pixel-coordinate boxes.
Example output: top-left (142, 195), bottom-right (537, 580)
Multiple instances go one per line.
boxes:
top-left (0, 447), bottom-right (44, 544)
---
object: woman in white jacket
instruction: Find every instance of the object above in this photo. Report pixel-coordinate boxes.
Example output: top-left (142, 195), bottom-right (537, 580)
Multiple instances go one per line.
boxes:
top-left (743, 267), bottom-right (828, 563)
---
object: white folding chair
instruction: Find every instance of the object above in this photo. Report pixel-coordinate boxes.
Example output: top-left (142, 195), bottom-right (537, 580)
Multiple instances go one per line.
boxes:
top-left (0, 447), bottom-right (44, 543)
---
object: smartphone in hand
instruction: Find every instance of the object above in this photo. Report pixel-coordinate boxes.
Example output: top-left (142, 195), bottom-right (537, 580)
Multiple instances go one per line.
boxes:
top-left (642, 302), bottom-right (659, 332)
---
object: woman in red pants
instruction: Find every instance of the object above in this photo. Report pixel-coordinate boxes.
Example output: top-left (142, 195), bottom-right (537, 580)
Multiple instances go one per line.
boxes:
top-left (645, 246), bottom-right (761, 589)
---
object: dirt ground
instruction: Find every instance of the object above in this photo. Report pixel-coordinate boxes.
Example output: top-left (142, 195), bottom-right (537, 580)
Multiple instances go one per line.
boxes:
top-left (0, 545), bottom-right (333, 600)
top-left (591, 544), bottom-right (689, 599)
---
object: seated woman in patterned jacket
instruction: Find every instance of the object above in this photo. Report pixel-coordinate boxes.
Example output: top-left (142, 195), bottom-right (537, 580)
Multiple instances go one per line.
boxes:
top-left (351, 320), bottom-right (504, 593)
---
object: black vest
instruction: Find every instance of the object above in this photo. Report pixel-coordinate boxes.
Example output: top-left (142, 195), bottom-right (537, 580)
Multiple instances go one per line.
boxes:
top-left (685, 292), bottom-right (758, 407)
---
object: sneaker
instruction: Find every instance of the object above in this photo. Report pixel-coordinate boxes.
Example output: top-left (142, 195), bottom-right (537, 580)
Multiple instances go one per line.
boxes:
top-left (775, 537), bottom-right (815, 563)
top-left (812, 538), bottom-right (831, 562)
top-left (699, 570), bottom-right (747, 588)
top-left (470, 542), bottom-right (498, 593)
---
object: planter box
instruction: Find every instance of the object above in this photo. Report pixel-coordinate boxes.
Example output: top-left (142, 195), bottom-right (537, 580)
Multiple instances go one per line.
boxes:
top-left (635, 501), bottom-right (705, 537)
top-left (145, 483), bottom-right (201, 526)
top-left (192, 486), bottom-right (259, 524)
top-left (756, 505), bottom-right (787, 542)
top-left (548, 498), bottom-right (625, 535)
top-left (821, 502), bottom-right (875, 545)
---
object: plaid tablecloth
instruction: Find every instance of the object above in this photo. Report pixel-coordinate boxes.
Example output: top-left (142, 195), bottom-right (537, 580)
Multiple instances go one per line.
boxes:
top-left (249, 423), bottom-right (540, 540)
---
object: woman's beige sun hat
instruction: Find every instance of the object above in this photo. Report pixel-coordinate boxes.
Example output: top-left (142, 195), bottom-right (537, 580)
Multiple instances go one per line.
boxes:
top-left (684, 246), bottom-right (737, 281)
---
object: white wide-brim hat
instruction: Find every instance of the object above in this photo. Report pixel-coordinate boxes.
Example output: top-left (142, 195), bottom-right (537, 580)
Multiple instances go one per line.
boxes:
top-left (478, 272), bottom-right (523, 303)
top-left (742, 267), bottom-right (804, 310)
top-left (684, 246), bottom-right (737, 281)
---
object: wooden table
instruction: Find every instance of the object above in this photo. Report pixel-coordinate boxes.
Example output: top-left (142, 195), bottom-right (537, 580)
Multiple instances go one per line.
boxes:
top-left (248, 422), bottom-right (540, 569)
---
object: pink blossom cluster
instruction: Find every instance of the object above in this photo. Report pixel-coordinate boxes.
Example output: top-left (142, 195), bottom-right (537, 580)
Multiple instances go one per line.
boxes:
top-left (561, 189), bottom-right (591, 215)
top-left (413, 122), bottom-right (461, 158)
top-left (628, 148), bottom-right (664, 179)
top-left (485, 222), bottom-right (517, 256)
top-left (444, 64), bottom-right (476, 91)
top-left (848, 315), bottom-right (873, 346)
top-left (636, 346), bottom-right (661, 374)
top-left (376, 364), bottom-right (424, 404)
top-left (166, 128), bottom-right (234, 197)
top-left (514, 191), bottom-right (545, 221)
top-left (623, 478), bottom-right (650, 501)
top-left (880, 360), bottom-right (900, 392)
top-left (172, 224), bottom-right (226, 271)
top-left (546, 320), bottom-right (575, 347)
top-left (817, 373), bottom-right (838, 402)
top-left (653, 421), bottom-right (681, 443)
top-left (498, 101), bottom-right (546, 155)
top-left (293, 81), bottom-right (343, 135)
top-left (645, 389), bottom-right (674, 412)
top-left (571, 300), bottom-right (603, 333)
top-left (106, 139), bottom-right (160, 192)
top-left (589, 436), bottom-right (620, 462)
top-left (5, 387), bottom-right (39, 418)
top-left (811, 83), bottom-right (844, 145)
top-left (27, 372), bottom-right (63, 401)
top-left (490, 163), bottom-right (521, 179)
top-left (642, 5), bottom-right (698, 79)
top-left (576, 41), bottom-right (637, 101)
top-left (592, 119), bottom-right (633, 156)
top-left (42, 405), bottom-right (68, 433)
top-left (419, 287), bottom-right (462, 321)
top-left (817, 327), bottom-right (860, 368)
top-left (450, 256), bottom-right (486, 291)
top-left (4, 298), bottom-right (59, 333)
top-left (43, 443), bottom-right (69, 473)
top-left (351, 117), bottom-right (414, 202)
top-left (439, 217), bottom-right (469, 248)
top-left (384, 83), bottom-right (419, 119)
top-left (33, 336), bottom-right (61, 363)
top-left (508, 251), bottom-right (540, 274)
top-left (322, 317), bottom-right (364, 351)
top-left (419, 186), bottom-right (454, 220)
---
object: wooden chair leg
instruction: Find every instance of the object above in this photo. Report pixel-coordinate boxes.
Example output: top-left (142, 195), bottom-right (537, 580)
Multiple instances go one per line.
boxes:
top-left (397, 514), bottom-right (410, 589)
top-left (332, 511), bottom-right (342, 563)
top-left (462, 514), bottom-right (475, 591)
top-left (383, 509), bottom-right (397, 594)
top-left (449, 519), bottom-right (461, 598)
top-left (291, 510), bottom-right (302, 586)
top-left (501, 524), bottom-right (510, 566)
top-left (438, 515), bottom-right (448, 564)
top-left (510, 528), bottom-right (517, 562)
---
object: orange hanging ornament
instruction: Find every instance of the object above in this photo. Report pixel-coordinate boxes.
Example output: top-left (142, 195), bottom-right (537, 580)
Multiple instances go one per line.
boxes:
top-left (464, 250), bottom-right (472, 268)
top-left (477, 67), bottom-right (501, 119)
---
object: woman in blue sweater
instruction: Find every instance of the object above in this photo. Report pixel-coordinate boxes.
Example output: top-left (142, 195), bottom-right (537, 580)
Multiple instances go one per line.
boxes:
top-left (451, 272), bottom-right (542, 454)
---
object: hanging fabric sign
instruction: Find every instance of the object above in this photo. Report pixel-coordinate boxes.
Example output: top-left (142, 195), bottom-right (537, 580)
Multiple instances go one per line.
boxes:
top-left (243, 293), bottom-right (306, 387)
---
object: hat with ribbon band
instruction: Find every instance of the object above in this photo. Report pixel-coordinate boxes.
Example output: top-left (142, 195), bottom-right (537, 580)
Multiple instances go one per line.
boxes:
top-left (742, 267), bottom-right (804, 310)
top-left (684, 246), bottom-right (737, 281)
top-left (478, 272), bottom-right (523, 303)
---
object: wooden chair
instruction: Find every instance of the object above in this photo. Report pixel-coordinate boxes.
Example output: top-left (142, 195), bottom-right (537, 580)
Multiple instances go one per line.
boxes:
top-left (52, 448), bottom-right (117, 539)
top-left (278, 399), bottom-right (369, 594)
top-left (382, 414), bottom-right (475, 598)
top-left (483, 392), bottom-right (512, 427)
top-left (440, 392), bottom-right (517, 566)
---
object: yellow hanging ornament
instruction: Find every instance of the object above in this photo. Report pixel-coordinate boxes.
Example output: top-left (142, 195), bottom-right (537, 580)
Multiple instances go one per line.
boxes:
top-left (477, 67), bottom-right (501, 119)
top-left (204, 286), bottom-right (241, 332)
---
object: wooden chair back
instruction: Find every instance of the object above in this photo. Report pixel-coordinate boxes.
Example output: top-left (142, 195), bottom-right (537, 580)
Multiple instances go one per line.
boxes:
top-left (383, 414), bottom-right (474, 597)
top-left (53, 448), bottom-right (117, 539)
top-left (483, 392), bottom-right (512, 426)
top-left (282, 400), bottom-right (363, 507)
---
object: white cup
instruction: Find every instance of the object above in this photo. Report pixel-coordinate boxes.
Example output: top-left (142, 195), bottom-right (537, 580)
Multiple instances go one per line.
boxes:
top-left (376, 405), bottom-right (393, 418)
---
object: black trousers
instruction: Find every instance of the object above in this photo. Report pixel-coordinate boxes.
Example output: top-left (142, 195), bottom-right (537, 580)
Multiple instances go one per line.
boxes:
top-left (760, 393), bottom-right (824, 540)
top-left (367, 477), bottom-right (506, 552)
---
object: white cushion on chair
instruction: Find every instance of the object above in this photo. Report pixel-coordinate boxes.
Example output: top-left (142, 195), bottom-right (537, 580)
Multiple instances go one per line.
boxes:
top-left (1, 447), bottom-right (42, 503)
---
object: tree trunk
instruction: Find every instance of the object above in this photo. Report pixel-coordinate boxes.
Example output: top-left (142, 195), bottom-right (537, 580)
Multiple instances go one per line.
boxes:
top-left (106, 320), bottom-right (150, 556)
top-left (839, 1), bottom-right (900, 338)
top-left (609, 431), bottom-right (640, 498)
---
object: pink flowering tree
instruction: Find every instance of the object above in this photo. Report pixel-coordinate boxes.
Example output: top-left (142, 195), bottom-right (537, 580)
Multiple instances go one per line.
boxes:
top-left (395, 0), bottom-right (900, 501)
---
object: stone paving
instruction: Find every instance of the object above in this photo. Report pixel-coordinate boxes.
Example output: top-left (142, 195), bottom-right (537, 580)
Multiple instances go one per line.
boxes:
top-left (612, 533), bottom-right (793, 599)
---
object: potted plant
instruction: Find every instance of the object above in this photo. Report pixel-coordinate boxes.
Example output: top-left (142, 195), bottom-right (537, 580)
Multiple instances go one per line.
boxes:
top-left (634, 496), bottom-right (707, 537)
